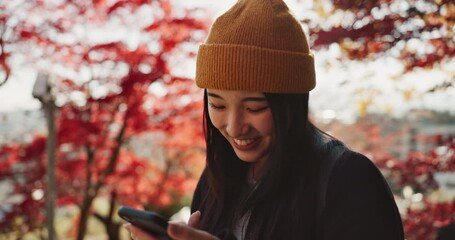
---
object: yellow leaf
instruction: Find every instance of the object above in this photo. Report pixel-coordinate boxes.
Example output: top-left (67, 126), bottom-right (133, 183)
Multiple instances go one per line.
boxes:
top-left (403, 89), bottom-right (413, 101)
top-left (358, 100), bottom-right (369, 117)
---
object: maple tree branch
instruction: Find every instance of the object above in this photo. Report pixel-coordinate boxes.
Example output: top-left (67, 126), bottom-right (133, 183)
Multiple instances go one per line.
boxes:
top-left (93, 212), bottom-right (106, 225)
top-left (107, 190), bottom-right (117, 223)
top-left (0, 28), bottom-right (10, 88)
top-left (83, 144), bottom-right (95, 201)
top-left (107, 120), bottom-right (128, 174)
top-left (154, 161), bottom-right (173, 203)
top-left (154, 150), bottom-right (184, 199)
top-left (93, 114), bottom-right (128, 194)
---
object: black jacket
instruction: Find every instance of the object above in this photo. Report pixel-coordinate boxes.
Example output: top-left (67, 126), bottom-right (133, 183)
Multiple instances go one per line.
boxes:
top-left (191, 149), bottom-right (404, 240)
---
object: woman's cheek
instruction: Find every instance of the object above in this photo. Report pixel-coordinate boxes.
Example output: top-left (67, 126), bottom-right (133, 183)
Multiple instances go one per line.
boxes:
top-left (256, 112), bottom-right (275, 135)
top-left (208, 109), bottom-right (223, 129)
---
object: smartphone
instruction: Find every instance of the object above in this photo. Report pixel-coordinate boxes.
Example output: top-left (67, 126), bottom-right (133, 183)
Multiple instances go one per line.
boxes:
top-left (118, 205), bottom-right (171, 240)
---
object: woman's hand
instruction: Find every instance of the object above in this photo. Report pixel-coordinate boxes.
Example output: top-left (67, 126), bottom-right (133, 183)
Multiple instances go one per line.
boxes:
top-left (124, 211), bottom-right (219, 240)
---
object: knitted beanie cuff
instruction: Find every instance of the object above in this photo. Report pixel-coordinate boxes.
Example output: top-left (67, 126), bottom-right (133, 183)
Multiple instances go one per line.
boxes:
top-left (195, 43), bottom-right (316, 93)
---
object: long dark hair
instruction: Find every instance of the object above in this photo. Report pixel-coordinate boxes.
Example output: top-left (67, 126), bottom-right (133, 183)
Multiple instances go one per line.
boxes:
top-left (199, 90), bottom-right (335, 239)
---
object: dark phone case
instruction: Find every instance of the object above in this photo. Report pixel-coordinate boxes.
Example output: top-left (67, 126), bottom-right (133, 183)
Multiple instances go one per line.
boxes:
top-left (118, 206), bottom-right (171, 240)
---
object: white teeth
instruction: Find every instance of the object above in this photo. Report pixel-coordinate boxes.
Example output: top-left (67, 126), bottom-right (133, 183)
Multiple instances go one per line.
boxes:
top-left (233, 138), bottom-right (257, 146)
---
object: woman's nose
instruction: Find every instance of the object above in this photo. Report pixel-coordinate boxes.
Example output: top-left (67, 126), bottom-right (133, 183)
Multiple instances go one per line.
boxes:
top-left (225, 111), bottom-right (248, 138)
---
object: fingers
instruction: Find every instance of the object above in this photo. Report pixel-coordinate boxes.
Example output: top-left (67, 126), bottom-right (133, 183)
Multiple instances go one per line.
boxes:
top-left (187, 211), bottom-right (201, 229)
top-left (124, 223), bottom-right (159, 240)
top-left (123, 211), bottom-right (216, 240)
top-left (168, 222), bottom-right (219, 240)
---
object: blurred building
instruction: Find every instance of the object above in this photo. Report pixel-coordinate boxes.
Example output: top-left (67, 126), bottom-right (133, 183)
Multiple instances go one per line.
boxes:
top-left (314, 109), bottom-right (455, 159)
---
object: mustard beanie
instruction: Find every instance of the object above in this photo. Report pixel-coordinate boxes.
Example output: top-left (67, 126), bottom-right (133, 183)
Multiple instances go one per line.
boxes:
top-left (195, 0), bottom-right (316, 93)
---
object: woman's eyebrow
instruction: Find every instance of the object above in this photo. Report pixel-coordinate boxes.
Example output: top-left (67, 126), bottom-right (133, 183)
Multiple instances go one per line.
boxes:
top-left (207, 92), bottom-right (223, 99)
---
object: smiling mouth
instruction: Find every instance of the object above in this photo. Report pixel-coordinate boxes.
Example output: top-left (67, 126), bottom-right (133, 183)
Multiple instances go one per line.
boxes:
top-left (232, 137), bottom-right (261, 150)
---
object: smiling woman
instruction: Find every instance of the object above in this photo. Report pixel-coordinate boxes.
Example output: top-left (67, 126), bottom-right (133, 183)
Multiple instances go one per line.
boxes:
top-left (206, 90), bottom-right (274, 178)
top-left (124, 0), bottom-right (405, 239)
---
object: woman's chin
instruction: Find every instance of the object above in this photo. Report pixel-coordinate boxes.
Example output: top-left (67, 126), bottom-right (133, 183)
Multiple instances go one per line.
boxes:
top-left (237, 156), bottom-right (257, 163)
top-left (234, 151), bottom-right (264, 163)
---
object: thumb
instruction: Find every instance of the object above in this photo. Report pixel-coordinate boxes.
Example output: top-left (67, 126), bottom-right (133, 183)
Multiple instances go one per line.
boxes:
top-left (187, 211), bottom-right (201, 229)
top-left (168, 222), bottom-right (217, 240)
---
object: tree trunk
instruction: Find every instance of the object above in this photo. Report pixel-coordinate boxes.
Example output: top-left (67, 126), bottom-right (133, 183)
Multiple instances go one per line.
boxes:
top-left (76, 120), bottom-right (127, 240)
top-left (76, 144), bottom-right (96, 240)
top-left (107, 191), bottom-right (120, 240)
top-left (77, 193), bottom-right (96, 240)
top-left (94, 213), bottom-right (121, 240)
top-left (106, 222), bottom-right (121, 240)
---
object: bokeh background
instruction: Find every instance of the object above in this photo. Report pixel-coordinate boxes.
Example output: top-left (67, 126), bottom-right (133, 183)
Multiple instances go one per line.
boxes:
top-left (0, 0), bottom-right (454, 239)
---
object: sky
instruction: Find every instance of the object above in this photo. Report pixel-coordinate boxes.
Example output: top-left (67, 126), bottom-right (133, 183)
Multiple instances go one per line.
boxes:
top-left (0, 0), bottom-right (453, 121)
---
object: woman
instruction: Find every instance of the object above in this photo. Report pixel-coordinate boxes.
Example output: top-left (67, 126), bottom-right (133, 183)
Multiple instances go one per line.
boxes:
top-left (125, 0), bottom-right (404, 239)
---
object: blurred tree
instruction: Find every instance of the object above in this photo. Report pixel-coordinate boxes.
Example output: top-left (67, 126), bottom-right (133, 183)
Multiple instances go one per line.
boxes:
top-left (374, 134), bottom-right (455, 239)
top-left (309, 0), bottom-right (454, 72)
top-left (304, 0), bottom-right (454, 116)
top-left (0, 0), bottom-right (208, 239)
top-left (0, 137), bottom-right (47, 237)
top-left (0, 2), bottom-right (14, 87)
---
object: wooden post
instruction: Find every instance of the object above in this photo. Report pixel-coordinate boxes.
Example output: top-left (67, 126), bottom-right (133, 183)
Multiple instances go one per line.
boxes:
top-left (33, 73), bottom-right (56, 240)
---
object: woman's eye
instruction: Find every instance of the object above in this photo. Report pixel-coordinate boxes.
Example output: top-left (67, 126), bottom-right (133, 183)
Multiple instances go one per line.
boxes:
top-left (209, 103), bottom-right (225, 110)
top-left (247, 106), bottom-right (269, 113)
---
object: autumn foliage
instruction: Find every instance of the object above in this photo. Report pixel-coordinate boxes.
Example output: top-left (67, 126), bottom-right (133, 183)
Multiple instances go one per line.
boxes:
top-left (0, 0), bottom-right (208, 239)
top-left (375, 135), bottom-right (455, 239)
top-left (310, 0), bottom-right (454, 72)
top-left (1, 0), bottom-right (454, 239)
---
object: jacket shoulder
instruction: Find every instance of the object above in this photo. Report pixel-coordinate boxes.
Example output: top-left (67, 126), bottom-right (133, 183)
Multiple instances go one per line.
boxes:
top-left (321, 149), bottom-right (404, 239)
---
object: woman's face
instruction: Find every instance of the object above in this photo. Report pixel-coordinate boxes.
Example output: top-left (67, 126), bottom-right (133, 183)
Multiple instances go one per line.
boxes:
top-left (207, 89), bottom-right (275, 167)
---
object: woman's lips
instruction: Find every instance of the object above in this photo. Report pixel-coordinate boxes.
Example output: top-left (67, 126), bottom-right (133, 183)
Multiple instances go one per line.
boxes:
top-left (232, 137), bottom-right (261, 151)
